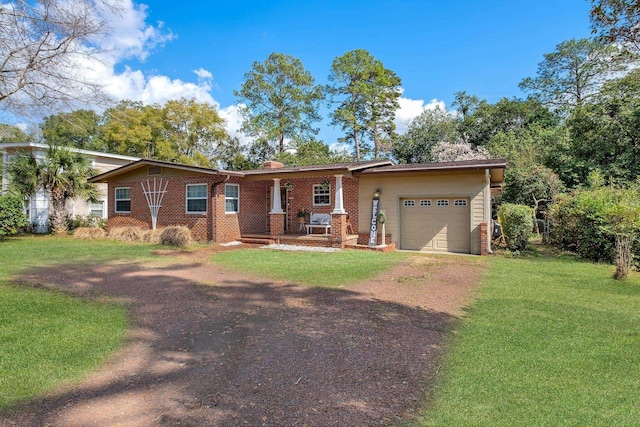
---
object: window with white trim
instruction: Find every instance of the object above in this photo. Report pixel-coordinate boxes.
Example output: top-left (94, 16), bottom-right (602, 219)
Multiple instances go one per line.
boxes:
top-left (313, 184), bottom-right (330, 206)
top-left (186, 184), bottom-right (207, 213)
top-left (454, 199), bottom-right (468, 206)
top-left (436, 199), bottom-right (449, 206)
top-left (420, 200), bottom-right (432, 207)
top-left (225, 184), bottom-right (239, 213)
top-left (403, 200), bottom-right (415, 207)
top-left (115, 187), bottom-right (131, 213)
top-left (90, 201), bottom-right (105, 217)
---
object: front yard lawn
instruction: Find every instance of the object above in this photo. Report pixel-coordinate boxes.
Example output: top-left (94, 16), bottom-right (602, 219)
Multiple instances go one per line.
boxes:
top-left (211, 248), bottom-right (408, 287)
top-left (420, 251), bottom-right (640, 426)
top-left (0, 235), bottom-right (160, 411)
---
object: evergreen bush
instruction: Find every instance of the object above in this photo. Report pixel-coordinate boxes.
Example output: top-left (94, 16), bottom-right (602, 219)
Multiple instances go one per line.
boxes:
top-left (0, 195), bottom-right (28, 238)
top-left (498, 203), bottom-right (533, 251)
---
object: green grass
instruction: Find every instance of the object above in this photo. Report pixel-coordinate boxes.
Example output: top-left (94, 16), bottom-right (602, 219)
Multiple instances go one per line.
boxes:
top-left (419, 251), bottom-right (640, 426)
top-left (211, 248), bottom-right (408, 287)
top-left (0, 235), bottom-right (163, 411)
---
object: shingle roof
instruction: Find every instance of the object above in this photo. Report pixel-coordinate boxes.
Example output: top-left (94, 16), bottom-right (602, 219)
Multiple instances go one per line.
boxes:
top-left (354, 158), bottom-right (507, 174)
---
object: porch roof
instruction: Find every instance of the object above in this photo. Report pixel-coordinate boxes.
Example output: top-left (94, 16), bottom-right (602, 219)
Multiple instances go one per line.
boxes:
top-left (241, 159), bottom-right (394, 180)
top-left (88, 158), bottom-right (243, 183)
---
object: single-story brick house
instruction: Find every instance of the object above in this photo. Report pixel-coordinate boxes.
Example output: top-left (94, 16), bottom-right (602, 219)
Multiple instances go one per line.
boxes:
top-left (88, 157), bottom-right (506, 254)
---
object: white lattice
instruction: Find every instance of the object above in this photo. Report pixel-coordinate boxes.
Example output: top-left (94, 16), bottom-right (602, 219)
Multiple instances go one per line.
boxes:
top-left (141, 178), bottom-right (169, 230)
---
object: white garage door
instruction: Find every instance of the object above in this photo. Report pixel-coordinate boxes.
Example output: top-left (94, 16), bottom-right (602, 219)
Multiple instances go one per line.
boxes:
top-left (400, 197), bottom-right (470, 253)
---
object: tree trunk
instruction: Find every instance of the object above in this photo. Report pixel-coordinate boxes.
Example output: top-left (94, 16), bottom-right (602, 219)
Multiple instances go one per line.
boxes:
top-left (50, 197), bottom-right (68, 234)
top-left (614, 234), bottom-right (631, 280)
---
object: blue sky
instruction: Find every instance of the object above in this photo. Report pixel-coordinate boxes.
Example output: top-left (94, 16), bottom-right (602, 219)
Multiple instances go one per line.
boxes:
top-left (5, 0), bottom-right (594, 146)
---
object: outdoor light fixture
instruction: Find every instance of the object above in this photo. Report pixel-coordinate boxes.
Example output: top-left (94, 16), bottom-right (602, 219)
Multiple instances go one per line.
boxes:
top-left (374, 189), bottom-right (381, 198)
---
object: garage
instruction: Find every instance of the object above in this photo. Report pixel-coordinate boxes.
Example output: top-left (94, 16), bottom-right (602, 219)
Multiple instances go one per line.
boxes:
top-left (400, 197), bottom-right (470, 253)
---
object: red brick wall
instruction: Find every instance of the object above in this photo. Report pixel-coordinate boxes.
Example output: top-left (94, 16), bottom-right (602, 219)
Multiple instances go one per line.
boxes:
top-left (276, 175), bottom-right (359, 232)
top-left (106, 173), bottom-right (360, 243)
top-left (238, 180), bottom-right (269, 234)
top-left (107, 175), bottom-right (229, 242)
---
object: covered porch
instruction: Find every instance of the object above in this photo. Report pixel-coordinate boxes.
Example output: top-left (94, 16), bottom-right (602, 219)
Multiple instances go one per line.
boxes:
top-left (239, 232), bottom-right (360, 248)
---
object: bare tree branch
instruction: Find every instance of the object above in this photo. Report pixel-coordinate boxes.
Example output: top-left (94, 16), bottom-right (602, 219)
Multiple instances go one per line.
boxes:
top-left (0, 0), bottom-right (121, 116)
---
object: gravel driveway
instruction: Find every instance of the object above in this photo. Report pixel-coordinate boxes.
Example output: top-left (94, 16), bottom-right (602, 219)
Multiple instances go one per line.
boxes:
top-left (4, 245), bottom-right (484, 426)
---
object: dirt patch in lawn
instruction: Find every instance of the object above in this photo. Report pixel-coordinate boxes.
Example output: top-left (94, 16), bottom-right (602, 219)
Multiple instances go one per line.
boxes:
top-left (3, 245), bottom-right (486, 426)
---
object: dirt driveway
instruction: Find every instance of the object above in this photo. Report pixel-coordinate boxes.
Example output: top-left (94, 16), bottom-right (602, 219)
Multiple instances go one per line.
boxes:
top-left (4, 245), bottom-right (484, 426)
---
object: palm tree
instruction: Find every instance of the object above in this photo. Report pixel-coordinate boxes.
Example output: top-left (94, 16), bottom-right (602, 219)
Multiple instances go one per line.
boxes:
top-left (7, 145), bottom-right (98, 234)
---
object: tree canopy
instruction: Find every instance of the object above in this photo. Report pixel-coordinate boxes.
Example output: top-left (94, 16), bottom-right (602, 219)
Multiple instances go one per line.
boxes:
top-left (327, 49), bottom-right (401, 161)
top-left (235, 53), bottom-right (324, 156)
top-left (519, 38), bottom-right (629, 111)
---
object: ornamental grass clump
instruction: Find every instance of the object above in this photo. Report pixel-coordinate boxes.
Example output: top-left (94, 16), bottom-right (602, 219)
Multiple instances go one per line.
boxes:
top-left (73, 227), bottom-right (106, 240)
top-left (159, 226), bottom-right (192, 247)
top-left (142, 229), bottom-right (162, 244)
top-left (108, 226), bottom-right (144, 242)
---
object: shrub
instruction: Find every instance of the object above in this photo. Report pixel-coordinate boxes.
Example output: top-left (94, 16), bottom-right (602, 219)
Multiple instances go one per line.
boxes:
top-left (108, 226), bottom-right (144, 242)
top-left (159, 226), bottom-right (192, 247)
top-left (66, 214), bottom-right (107, 232)
top-left (549, 178), bottom-right (640, 278)
top-left (498, 203), bottom-right (533, 251)
top-left (0, 195), bottom-right (28, 238)
top-left (142, 229), bottom-right (162, 244)
top-left (549, 192), bottom-right (615, 263)
top-left (73, 227), bottom-right (106, 240)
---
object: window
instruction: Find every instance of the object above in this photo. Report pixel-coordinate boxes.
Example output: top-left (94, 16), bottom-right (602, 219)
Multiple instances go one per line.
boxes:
top-left (419, 200), bottom-right (432, 207)
top-left (403, 200), bottom-right (415, 207)
top-left (436, 199), bottom-right (449, 207)
top-left (313, 184), bottom-right (330, 206)
top-left (454, 199), bottom-right (468, 206)
top-left (186, 184), bottom-right (208, 213)
top-left (90, 201), bottom-right (105, 217)
top-left (115, 187), bottom-right (131, 213)
top-left (225, 184), bottom-right (239, 213)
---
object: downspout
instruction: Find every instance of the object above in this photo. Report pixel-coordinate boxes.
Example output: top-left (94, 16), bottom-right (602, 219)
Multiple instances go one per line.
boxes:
top-left (485, 169), bottom-right (493, 254)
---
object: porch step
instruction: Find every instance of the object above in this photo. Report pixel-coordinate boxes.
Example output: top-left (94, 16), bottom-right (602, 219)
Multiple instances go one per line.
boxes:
top-left (239, 237), bottom-right (275, 245)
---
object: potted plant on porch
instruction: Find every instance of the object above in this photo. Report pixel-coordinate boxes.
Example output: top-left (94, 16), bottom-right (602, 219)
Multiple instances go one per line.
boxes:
top-left (297, 207), bottom-right (308, 224)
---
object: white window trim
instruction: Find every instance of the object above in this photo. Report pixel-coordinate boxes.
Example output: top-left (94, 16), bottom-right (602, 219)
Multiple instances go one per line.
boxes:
top-left (313, 184), bottom-right (331, 206)
top-left (225, 183), bottom-right (240, 214)
top-left (90, 200), bottom-right (106, 218)
top-left (114, 187), bottom-right (131, 213)
top-left (186, 183), bottom-right (208, 214)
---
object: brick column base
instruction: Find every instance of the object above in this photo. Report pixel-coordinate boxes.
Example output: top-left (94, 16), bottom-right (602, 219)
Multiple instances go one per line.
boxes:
top-left (480, 222), bottom-right (489, 256)
top-left (331, 213), bottom-right (347, 248)
top-left (270, 213), bottom-right (285, 238)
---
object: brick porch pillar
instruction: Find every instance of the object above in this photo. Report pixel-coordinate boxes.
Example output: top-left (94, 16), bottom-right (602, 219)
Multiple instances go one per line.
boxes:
top-left (331, 213), bottom-right (347, 248)
top-left (480, 222), bottom-right (489, 256)
top-left (270, 213), bottom-right (285, 239)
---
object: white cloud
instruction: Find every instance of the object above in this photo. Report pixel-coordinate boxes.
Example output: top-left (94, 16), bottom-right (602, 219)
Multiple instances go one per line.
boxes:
top-left (395, 95), bottom-right (447, 134)
top-left (95, 0), bottom-right (176, 62)
top-left (194, 68), bottom-right (213, 80)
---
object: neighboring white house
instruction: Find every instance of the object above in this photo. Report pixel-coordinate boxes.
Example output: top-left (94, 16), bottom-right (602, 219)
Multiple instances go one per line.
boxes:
top-left (1, 142), bottom-right (139, 232)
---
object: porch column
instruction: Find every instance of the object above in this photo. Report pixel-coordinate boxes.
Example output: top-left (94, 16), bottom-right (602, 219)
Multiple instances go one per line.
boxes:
top-left (332, 174), bottom-right (346, 214)
top-left (270, 178), bottom-right (283, 213)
